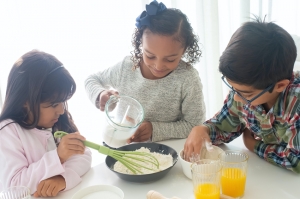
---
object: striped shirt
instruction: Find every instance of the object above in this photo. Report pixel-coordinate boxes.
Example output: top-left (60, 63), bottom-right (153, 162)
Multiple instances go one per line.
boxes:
top-left (204, 71), bottom-right (300, 173)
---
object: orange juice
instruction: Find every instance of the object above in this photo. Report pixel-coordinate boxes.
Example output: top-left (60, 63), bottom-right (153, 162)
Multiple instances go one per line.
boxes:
top-left (194, 183), bottom-right (220, 199)
top-left (221, 168), bottom-right (246, 197)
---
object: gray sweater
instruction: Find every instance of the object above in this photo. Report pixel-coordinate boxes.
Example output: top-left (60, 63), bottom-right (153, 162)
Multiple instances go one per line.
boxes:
top-left (84, 56), bottom-right (206, 142)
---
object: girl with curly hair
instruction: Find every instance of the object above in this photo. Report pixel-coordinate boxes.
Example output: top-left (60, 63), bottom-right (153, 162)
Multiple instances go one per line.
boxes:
top-left (85, 0), bottom-right (206, 144)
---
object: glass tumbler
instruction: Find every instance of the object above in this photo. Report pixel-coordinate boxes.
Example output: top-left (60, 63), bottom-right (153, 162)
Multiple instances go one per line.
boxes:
top-left (191, 159), bottom-right (222, 199)
top-left (0, 186), bottom-right (31, 199)
top-left (218, 150), bottom-right (249, 199)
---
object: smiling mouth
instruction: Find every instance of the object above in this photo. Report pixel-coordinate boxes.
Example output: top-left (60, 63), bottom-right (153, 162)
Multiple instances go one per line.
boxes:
top-left (152, 67), bottom-right (167, 73)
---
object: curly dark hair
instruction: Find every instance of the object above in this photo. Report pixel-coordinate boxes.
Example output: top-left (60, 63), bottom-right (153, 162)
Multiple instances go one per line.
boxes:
top-left (131, 8), bottom-right (202, 69)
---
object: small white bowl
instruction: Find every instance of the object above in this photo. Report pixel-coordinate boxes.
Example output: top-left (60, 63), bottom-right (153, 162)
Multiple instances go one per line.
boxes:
top-left (178, 145), bottom-right (224, 179)
top-left (72, 185), bottom-right (124, 199)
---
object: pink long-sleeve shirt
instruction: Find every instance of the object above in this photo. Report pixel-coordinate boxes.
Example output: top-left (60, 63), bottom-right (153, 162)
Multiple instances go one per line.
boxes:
top-left (0, 119), bottom-right (92, 194)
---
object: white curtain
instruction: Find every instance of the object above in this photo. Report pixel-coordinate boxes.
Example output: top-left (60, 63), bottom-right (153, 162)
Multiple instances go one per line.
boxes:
top-left (0, 0), bottom-right (300, 165)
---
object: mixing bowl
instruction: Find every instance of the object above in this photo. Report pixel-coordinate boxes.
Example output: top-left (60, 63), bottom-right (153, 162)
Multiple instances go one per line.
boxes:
top-left (178, 145), bottom-right (224, 179)
top-left (105, 142), bottom-right (178, 182)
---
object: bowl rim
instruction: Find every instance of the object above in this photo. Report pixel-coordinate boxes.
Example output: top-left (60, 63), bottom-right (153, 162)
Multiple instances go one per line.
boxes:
top-left (105, 142), bottom-right (178, 176)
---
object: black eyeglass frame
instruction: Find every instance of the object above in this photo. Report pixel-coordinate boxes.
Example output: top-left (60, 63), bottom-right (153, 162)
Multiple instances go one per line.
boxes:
top-left (221, 76), bottom-right (275, 105)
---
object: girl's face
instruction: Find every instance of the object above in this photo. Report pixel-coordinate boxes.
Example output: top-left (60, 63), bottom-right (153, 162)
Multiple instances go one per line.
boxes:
top-left (141, 30), bottom-right (185, 79)
top-left (37, 102), bottom-right (65, 128)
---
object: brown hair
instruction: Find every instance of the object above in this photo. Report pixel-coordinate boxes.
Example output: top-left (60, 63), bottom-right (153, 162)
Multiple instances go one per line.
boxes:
top-left (0, 50), bottom-right (78, 133)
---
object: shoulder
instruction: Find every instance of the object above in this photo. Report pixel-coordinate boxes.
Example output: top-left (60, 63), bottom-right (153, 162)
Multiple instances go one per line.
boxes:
top-left (0, 119), bottom-right (18, 131)
top-left (0, 119), bottom-right (22, 139)
top-left (174, 60), bottom-right (200, 78)
top-left (286, 72), bottom-right (300, 98)
top-left (120, 56), bottom-right (134, 69)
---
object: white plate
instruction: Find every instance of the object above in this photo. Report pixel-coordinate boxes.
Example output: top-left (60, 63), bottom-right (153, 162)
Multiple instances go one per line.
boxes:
top-left (72, 185), bottom-right (124, 199)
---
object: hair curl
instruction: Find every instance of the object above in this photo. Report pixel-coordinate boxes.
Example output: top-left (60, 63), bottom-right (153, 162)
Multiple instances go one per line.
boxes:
top-left (131, 8), bottom-right (202, 69)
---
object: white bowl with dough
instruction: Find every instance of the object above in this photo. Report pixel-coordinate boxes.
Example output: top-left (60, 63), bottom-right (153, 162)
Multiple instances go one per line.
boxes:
top-left (178, 145), bottom-right (224, 179)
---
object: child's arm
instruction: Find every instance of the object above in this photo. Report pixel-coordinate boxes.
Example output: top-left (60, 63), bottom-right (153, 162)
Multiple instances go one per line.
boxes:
top-left (84, 58), bottom-right (124, 108)
top-left (59, 147), bottom-right (92, 191)
top-left (249, 122), bottom-right (300, 173)
top-left (0, 126), bottom-right (91, 195)
top-left (204, 91), bottom-right (245, 144)
top-left (0, 129), bottom-right (67, 194)
top-left (184, 92), bottom-right (244, 160)
top-left (33, 175), bottom-right (66, 197)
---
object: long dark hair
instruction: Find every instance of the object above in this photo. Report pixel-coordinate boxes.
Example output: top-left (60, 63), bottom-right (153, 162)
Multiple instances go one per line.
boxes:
top-left (0, 50), bottom-right (78, 133)
top-left (131, 8), bottom-right (202, 69)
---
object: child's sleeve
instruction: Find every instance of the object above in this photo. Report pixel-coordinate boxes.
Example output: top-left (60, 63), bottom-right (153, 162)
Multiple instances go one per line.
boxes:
top-left (0, 126), bottom-right (92, 194)
top-left (204, 91), bottom-right (245, 144)
top-left (151, 70), bottom-right (206, 142)
top-left (60, 148), bottom-right (92, 191)
top-left (0, 130), bottom-right (66, 194)
top-left (84, 58), bottom-right (124, 108)
top-left (254, 118), bottom-right (300, 173)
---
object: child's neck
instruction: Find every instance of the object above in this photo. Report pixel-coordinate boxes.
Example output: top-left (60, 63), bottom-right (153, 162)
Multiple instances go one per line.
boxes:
top-left (262, 93), bottom-right (280, 112)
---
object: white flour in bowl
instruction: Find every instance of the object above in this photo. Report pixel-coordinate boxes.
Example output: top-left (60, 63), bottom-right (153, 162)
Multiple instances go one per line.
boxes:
top-left (113, 147), bottom-right (173, 175)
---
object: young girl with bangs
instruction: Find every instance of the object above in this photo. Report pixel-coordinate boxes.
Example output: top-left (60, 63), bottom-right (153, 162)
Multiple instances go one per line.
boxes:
top-left (0, 50), bottom-right (92, 197)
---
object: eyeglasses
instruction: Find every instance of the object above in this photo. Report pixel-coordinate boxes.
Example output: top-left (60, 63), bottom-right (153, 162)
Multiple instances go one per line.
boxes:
top-left (221, 76), bottom-right (275, 105)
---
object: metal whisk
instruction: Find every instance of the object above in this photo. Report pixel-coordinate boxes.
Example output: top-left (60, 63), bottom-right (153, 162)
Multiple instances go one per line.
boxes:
top-left (54, 131), bottom-right (159, 174)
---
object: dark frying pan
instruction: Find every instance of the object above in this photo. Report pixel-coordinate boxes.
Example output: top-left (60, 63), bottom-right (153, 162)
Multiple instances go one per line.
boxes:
top-left (105, 142), bottom-right (178, 182)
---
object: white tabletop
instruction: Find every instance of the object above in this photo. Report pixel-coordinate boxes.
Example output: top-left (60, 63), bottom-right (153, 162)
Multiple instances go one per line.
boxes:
top-left (51, 136), bottom-right (300, 199)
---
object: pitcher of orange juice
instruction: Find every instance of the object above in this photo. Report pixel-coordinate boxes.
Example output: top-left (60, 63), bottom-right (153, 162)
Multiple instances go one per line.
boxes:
top-left (191, 159), bottom-right (222, 199)
top-left (218, 151), bottom-right (249, 199)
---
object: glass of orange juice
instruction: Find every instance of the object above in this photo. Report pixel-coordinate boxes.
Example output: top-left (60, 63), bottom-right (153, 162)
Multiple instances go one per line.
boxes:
top-left (218, 150), bottom-right (249, 199)
top-left (191, 159), bottom-right (222, 199)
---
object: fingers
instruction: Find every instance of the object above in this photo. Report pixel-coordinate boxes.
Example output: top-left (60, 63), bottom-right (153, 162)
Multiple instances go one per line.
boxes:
top-left (57, 132), bottom-right (87, 162)
top-left (183, 126), bottom-right (211, 161)
top-left (62, 133), bottom-right (85, 152)
top-left (36, 180), bottom-right (45, 198)
top-left (67, 132), bottom-right (86, 141)
top-left (35, 176), bottom-right (66, 197)
top-left (99, 90), bottom-right (119, 111)
top-left (128, 122), bottom-right (152, 143)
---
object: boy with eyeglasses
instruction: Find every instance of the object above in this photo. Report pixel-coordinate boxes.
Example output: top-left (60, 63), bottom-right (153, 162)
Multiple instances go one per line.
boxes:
top-left (184, 17), bottom-right (300, 173)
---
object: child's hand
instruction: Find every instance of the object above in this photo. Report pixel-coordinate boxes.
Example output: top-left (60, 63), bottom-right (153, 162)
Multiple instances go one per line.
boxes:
top-left (98, 90), bottom-right (119, 111)
top-left (127, 121), bottom-right (153, 143)
top-left (57, 132), bottom-right (86, 163)
top-left (183, 125), bottom-right (211, 161)
top-left (33, 175), bottom-right (66, 197)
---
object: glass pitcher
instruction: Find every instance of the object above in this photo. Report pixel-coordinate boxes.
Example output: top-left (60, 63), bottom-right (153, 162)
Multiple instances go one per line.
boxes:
top-left (102, 95), bottom-right (144, 148)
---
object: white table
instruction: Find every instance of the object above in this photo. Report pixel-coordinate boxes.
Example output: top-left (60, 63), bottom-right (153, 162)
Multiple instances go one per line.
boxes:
top-left (51, 136), bottom-right (300, 199)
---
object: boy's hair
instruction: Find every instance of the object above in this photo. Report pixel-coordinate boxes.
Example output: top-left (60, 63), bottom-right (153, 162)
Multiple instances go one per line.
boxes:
top-left (219, 16), bottom-right (297, 90)
top-left (131, 8), bottom-right (202, 69)
top-left (0, 50), bottom-right (78, 133)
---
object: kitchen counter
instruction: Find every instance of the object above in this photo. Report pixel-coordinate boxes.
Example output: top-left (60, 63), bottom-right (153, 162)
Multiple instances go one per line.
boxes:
top-left (51, 136), bottom-right (300, 199)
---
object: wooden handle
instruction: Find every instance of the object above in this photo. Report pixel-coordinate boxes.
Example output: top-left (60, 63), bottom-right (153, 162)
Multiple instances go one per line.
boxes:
top-left (147, 190), bottom-right (168, 199)
top-left (146, 190), bottom-right (181, 199)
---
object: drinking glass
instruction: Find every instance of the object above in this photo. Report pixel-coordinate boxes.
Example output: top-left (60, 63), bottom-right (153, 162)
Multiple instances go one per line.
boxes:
top-left (191, 159), bottom-right (222, 199)
top-left (218, 150), bottom-right (249, 198)
top-left (0, 186), bottom-right (31, 199)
